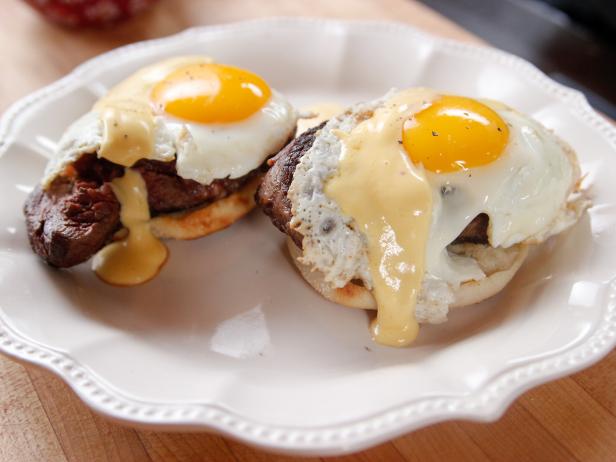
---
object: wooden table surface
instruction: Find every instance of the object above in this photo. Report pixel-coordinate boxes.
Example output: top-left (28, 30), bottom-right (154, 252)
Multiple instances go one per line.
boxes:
top-left (1, 1), bottom-right (614, 461)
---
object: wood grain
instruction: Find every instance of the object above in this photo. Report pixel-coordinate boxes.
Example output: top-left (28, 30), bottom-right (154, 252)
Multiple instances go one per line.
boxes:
top-left (0, 0), bottom-right (613, 461)
top-left (0, 361), bottom-right (67, 462)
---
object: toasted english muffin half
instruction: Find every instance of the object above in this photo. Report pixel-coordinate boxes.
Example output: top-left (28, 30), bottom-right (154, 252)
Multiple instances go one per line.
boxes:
top-left (287, 238), bottom-right (530, 314)
top-left (151, 175), bottom-right (261, 240)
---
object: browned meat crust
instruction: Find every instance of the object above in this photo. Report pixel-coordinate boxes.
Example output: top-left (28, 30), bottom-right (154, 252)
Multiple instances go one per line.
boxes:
top-left (71, 154), bottom-right (259, 215)
top-left (256, 123), bottom-right (490, 247)
top-left (133, 158), bottom-right (261, 214)
top-left (255, 124), bottom-right (324, 247)
top-left (453, 212), bottom-right (489, 245)
top-left (24, 154), bottom-right (262, 268)
top-left (24, 178), bottom-right (121, 268)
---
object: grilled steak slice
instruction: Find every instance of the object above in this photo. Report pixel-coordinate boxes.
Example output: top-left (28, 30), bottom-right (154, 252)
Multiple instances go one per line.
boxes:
top-left (71, 154), bottom-right (257, 215)
top-left (256, 124), bottom-right (324, 247)
top-left (25, 154), bottom-right (261, 268)
top-left (24, 178), bottom-right (121, 268)
top-left (452, 213), bottom-right (489, 245)
top-left (256, 123), bottom-right (490, 247)
top-left (133, 159), bottom-right (259, 214)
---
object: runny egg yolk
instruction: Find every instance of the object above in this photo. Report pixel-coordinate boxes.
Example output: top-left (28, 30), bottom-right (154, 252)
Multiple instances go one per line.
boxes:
top-left (150, 63), bottom-right (272, 123)
top-left (402, 96), bottom-right (509, 173)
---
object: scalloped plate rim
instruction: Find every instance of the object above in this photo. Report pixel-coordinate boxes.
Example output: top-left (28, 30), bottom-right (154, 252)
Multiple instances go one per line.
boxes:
top-left (1, 17), bottom-right (616, 456)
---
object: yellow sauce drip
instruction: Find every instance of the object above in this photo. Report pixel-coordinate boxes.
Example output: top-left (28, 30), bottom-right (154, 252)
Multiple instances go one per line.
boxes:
top-left (93, 56), bottom-right (211, 166)
top-left (90, 57), bottom-right (210, 285)
top-left (324, 89), bottom-right (436, 347)
top-left (296, 103), bottom-right (345, 134)
top-left (98, 101), bottom-right (154, 167)
top-left (92, 169), bottom-right (168, 286)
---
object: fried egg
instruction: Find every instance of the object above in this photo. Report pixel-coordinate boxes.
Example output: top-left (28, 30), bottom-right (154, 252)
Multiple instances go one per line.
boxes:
top-left (43, 56), bottom-right (297, 186)
top-left (288, 88), bottom-right (588, 345)
top-left (40, 56), bottom-right (297, 287)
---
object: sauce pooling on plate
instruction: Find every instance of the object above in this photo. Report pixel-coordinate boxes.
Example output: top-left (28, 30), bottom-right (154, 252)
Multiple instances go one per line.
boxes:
top-left (92, 169), bottom-right (168, 286)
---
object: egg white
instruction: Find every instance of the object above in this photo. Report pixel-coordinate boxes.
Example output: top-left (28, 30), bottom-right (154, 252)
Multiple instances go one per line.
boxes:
top-left (425, 101), bottom-right (582, 285)
top-left (43, 90), bottom-right (297, 187)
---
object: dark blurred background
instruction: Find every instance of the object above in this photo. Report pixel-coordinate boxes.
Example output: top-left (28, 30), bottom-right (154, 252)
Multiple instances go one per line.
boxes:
top-left (417, 0), bottom-right (616, 118)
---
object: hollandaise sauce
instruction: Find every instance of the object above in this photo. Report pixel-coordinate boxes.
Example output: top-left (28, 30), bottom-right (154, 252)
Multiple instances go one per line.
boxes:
top-left (324, 90), bottom-right (435, 347)
top-left (296, 103), bottom-right (345, 134)
top-left (97, 102), bottom-right (155, 167)
top-left (92, 60), bottom-right (204, 285)
top-left (92, 169), bottom-right (168, 286)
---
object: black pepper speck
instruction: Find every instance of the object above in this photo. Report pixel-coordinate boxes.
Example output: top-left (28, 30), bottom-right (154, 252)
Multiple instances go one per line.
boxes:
top-left (320, 218), bottom-right (336, 234)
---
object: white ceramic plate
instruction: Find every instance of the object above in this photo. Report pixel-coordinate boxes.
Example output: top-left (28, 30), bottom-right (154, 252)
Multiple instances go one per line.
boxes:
top-left (1, 18), bottom-right (615, 456)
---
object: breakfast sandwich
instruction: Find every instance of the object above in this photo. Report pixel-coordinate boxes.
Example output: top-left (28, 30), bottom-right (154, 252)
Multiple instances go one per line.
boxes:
top-left (257, 88), bottom-right (589, 346)
top-left (24, 57), bottom-right (297, 285)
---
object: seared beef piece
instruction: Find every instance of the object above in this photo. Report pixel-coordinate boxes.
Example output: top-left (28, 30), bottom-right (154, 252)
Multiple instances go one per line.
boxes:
top-left (24, 178), bottom-right (121, 268)
top-left (133, 159), bottom-right (259, 214)
top-left (72, 153), bottom-right (124, 183)
top-left (72, 154), bottom-right (257, 214)
top-left (25, 154), bottom-right (262, 268)
top-left (452, 213), bottom-right (489, 245)
top-left (256, 124), bottom-right (324, 247)
top-left (256, 123), bottom-right (490, 248)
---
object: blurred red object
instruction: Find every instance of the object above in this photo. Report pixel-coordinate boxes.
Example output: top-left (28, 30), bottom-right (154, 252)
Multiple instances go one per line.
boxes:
top-left (24, 0), bottom-right (158, 27)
